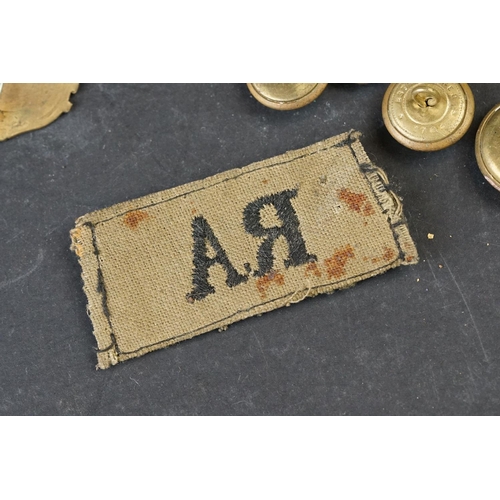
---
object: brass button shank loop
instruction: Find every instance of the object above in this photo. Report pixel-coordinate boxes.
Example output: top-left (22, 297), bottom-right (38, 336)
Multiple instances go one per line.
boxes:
top-left (382, 83), bottom-right (475, 151)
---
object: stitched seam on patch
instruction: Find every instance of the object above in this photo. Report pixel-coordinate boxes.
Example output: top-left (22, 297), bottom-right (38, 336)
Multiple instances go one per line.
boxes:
top-left (115, 259), bottom-right (398, 357)
top-left (92, 135), bottom-right (356, 226)
top-left (347, 141), bottom-right (405, 260)
top-left (86, 221), bottom-right (120, 355)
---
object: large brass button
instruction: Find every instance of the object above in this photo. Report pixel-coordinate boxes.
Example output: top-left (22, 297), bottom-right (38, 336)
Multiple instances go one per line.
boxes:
top-left (382, 83), bottom-right (475, 151)
top-left (475, 103), bottom-right (500, 191)
top-left (247, 83), bottom-right (327, 110)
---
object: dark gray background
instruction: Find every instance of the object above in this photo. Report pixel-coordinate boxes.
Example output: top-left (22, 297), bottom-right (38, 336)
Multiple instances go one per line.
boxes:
top-left (1, 83), bottom-right (499, 415)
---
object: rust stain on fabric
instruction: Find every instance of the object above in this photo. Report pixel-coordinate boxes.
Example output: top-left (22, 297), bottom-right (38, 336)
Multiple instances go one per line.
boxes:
top-left (371, 247), bottom-right (396, 264)
top-left (123, 210), bottom-right (150, 229)
top-left (363, 202), bottom-right (375, 216)
top-left (324, 245), bottom-right (355, 279)
top-left (338, 188), bottom-right (375, 216)
top-left (305, 261), bottom-right (322, 278)
top-left (382, 247), bottom-right (396, 262)
top-left (256, 270), bottom-right (285, 298)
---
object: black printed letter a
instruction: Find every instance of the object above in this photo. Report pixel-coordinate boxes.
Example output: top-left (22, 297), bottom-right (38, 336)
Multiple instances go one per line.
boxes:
top-left (186, 216), bottom-right (248, 302)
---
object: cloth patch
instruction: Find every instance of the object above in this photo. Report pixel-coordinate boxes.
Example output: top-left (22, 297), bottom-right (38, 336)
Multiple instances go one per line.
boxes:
top-left (71, 130), bottom-right (418, 369)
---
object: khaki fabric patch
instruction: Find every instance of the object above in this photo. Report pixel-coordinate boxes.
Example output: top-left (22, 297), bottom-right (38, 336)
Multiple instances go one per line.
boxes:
top-left (71, 130), bottom-right (418, 369)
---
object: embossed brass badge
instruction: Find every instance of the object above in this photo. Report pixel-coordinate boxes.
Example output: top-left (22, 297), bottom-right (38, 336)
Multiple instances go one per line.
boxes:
top-left (71, 131), bottom-right (418, 369)
top-left (0, 83), bottom-right (79, 141)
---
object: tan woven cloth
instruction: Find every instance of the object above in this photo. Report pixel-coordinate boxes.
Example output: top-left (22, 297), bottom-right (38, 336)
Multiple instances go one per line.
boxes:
top-left (71, 131), bottom-right (418, 369)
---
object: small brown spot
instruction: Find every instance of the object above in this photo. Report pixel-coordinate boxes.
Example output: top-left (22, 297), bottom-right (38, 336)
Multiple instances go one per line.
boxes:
top-left (338, 188), bottom-right (375, 217)
top-left (305, 261), bottom-right (322, 278)
top-left (191, 208), bottom-right (197, 215)
top-left (123, 210), bottom-right (149, 229)
top-left (406, 256), bottom-right (414, 263)
top-left (324, 245), bottom-right (355, 279)
top-left (338, 188), bottom-right (366, 213)
top-left (256, 269), bottom-right (285, 298)
top-left (362, 202), bottom-right (375, 216)
top-left (382, 247), bottom-right (396, 262)
top-left (371, 257), bottom-right (380, 264)
top-left (262, 179), bottom-right (269, 184)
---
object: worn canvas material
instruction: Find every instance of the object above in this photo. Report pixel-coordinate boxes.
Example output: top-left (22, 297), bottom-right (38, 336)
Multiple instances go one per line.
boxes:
top-left (71, 131), bottom-right (418, 369)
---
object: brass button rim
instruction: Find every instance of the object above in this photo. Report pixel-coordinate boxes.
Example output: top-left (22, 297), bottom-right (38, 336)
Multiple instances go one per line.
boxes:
top-left (247, 83), bottom-right (328, 111)
top-left (382, 83), bottom-right (475, 151)
top-left (475, 102), bottom-right (500, 191)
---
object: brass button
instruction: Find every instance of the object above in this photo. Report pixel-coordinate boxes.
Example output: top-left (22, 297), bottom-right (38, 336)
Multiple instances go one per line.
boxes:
top-left (475, 103), bottom-right (500, 191)
top-left (382, 83), bottom-right (475, 151)
top-left (247, 83), bottom-right (327, 110)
